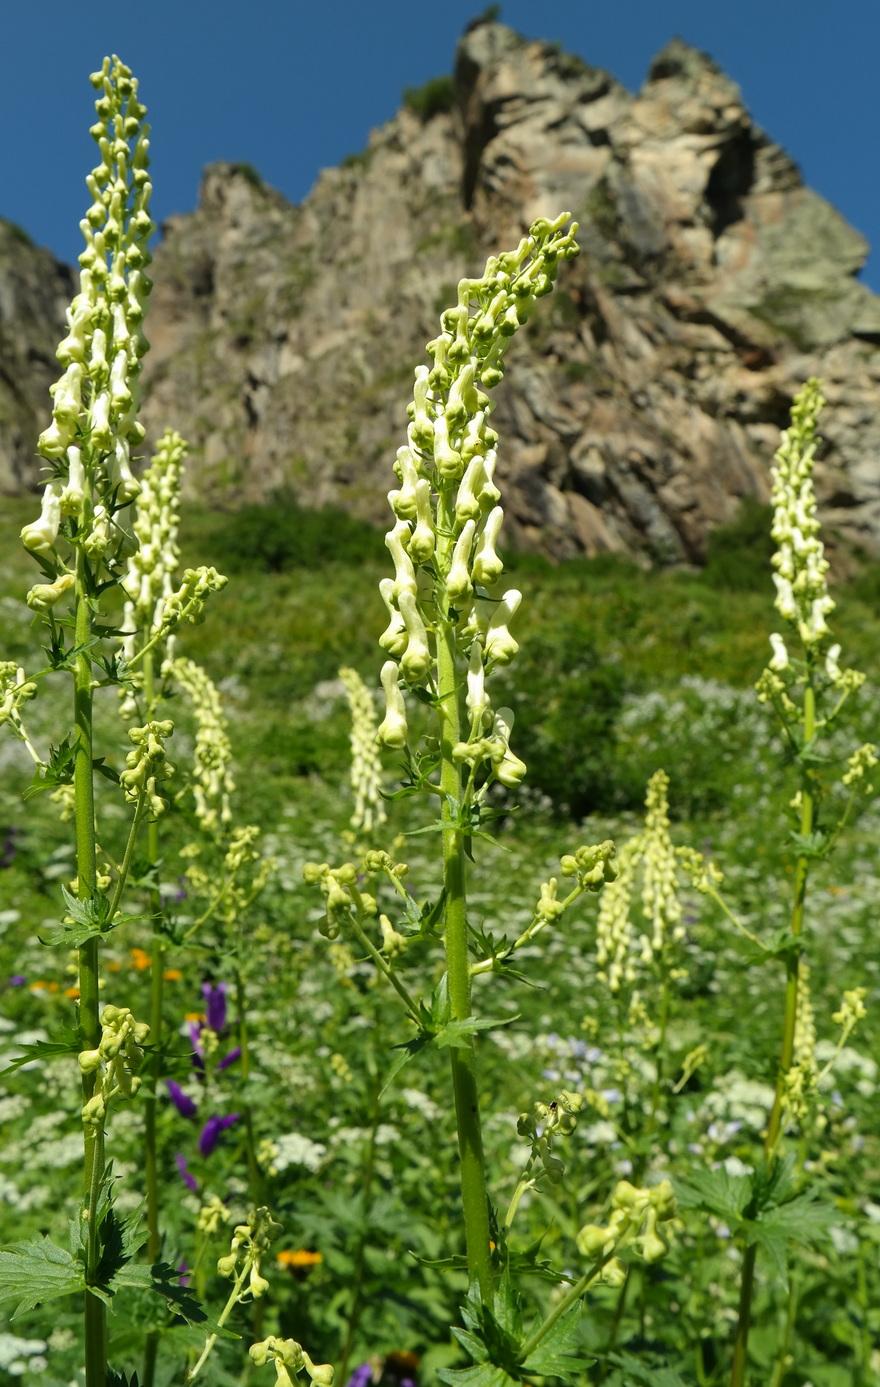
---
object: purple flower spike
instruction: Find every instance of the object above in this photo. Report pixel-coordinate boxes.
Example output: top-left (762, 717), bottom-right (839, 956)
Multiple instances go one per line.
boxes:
top-left (167, 1080), bottom-right (198, 1120)
top-left (199, 1112), bottom-right (240, 1157)
top-left (202, 982), bottom-right (228, 1034)
top-left (176, 1153), bottom-right (198, 1192)
top-left (216, 1045), bottom-right (242, 1072)
top-left (345, 1366), bottom-right (373, 1387)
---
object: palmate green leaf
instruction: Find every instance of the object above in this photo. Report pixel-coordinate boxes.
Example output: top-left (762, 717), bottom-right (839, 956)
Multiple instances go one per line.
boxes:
top-left (38, 885), bottom-right (148, 947)
top-left (380, 1034), bottom-right (432, 1097)
top-left (522, 1303), bottom-right (592, 1377)
top-left (606, 1350), bottom-right (694, 1386)
top-left (23, 735), bottom-right (75, 799)
top-left (746, 1193), bottom-right (836, 1283)
top-left (674, 1166), bottom-right (754, 1223)
top-left (111, 1260), bottom-right (237, 1337)
top-left (107, 1370), bottom-right (141, 1387)
top-left (433, 1016), bottom-right (519, 1049)
top-left (0, 1025), bottom-right (80, 1076)
top-left (438, 1365), bottom-right (518, 1387)
top-left (0, 1233), bottom-right (85, 1317)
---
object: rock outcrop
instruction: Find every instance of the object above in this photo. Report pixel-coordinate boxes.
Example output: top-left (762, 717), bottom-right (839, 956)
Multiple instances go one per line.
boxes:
top-left (0, 220), bottom-right (74, 494)
top-left (5, 20), bottom-right (880, 562)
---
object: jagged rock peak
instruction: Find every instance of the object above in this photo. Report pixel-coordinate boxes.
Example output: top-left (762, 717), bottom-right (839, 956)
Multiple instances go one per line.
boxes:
top-left (4, 19), bottom-right (880, 567)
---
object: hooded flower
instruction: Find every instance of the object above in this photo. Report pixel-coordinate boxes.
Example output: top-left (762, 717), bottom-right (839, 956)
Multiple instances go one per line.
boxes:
top-left (176, 1152), bottom-right (198, 1192)
top-left (203, 981), bottom-right (228, 1033)
top-left (167, 1079), bottom-right (198, 1120)
top-left (199, 1112), bottom-right (240, 1157)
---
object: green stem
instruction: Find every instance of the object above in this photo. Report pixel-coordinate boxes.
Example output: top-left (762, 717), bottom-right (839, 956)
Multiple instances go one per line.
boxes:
top-left (520, 1263), bottom-right (602, 1361)
top-left (729, 680), bottom-right (815, 1387)
top-left (142, 651), bottom-right (164, 1387)
top-left (436, 556), bottom-right (492, 1302)
top-left (73, 546), bottom-right (106, 1387)
top-left (470, 882), bottom-right (584, 976)
top-left (189, 1257), bottom-right (252, 1381)
top-left (346, 908), bottom-right (421, 1024)
top-left (504, 1159), bottom-right (536, 1230)
top-left (108, 786), bottom-right (147, 923)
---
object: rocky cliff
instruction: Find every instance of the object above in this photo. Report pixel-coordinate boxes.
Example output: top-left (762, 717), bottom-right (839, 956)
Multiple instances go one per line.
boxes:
top-left (5, 19), bottom-right (880, 562)
top-left (0, 220), bottom-right (74, 495)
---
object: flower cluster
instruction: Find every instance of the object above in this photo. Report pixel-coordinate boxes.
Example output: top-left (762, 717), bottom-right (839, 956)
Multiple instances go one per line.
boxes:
top-left (114, 428), bottom-right (187, 711)
top-left (0, 664), bottom-right (39, 762)
top-left (302, 861), bottom-right (375, 942)
top-left (119, 718), bottom-right (175, 818)
top-left (122, 427), bottom-right (186, 629)
top-left (376, 213), bottom-right (579, 785)
top-left (576, 1178), bottom-right (677, 1281)
top-left (217, 1207), bottom-right (282, 1300)
top-left (78, 1004), bottom-right (150, 1126)
top-left (250, 1336), bottom-right (333, 1387)
top-left (22, 56), bottom-right (153, 569)
top-left (169, 658), bottom-right (235, 831)
top-left (339, 666), bottom-right (386, 835)
top-left (516, 1090), bottom-right (583, 1184)
top-left (596, 772), bottom-right (685, 993)
top-left (782, 961), bottom-right (819, 1124)
top-left (769, 379), bottom-right (833, 645)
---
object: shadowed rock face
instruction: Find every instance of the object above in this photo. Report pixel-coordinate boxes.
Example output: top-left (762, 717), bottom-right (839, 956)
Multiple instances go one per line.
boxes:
top-left (0, 221), bottom-right (74, 495)
top-left (6, 21), bottom-right (880, 562)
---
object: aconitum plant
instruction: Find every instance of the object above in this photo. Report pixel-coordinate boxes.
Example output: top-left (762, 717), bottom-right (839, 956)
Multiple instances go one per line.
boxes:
top-left (0, 51), bottom-right (876, 1387)
top-left (302, 216), bottom-right (684, 1381)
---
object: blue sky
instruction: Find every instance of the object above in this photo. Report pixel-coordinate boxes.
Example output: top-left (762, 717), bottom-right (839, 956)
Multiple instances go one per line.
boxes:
top-left (4, 1), bottom-right (880, 285)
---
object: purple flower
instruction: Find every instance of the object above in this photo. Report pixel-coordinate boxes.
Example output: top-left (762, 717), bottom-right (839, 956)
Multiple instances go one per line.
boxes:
top-left (176, 1153), bottom-right (198, 1192)
top-left (199, 1113), bottom-right (240, 1157)
top-left (189, 1021), bottom-right (205, 1071)
top-left (345, 1366), bottom-right (373, 1387)
top-left (8, 975), bottom-right (26, 986)
top-left (202, 982), bottom-right (228, 1034)
top-left (167, 1080), bottom-right (198, 1120)
top-left (217, 1045), bottom-right (242, 1072)
top-left (178, 1260), bottom-right (191, 1287)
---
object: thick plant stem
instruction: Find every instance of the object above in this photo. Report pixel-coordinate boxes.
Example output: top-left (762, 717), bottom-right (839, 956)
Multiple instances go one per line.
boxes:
top-left (142, 652), bottom-right (163, 1387)
top-left (729, 680), bottom-right (816, 1387)
top-left (73, 547), bottom-right (106, 1387)
top-left (436, 565), bottom-right (492, 1301)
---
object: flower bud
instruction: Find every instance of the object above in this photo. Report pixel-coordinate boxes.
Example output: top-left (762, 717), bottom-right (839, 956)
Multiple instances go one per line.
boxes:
top-left (600, 1257), bottom-right (627, 1288)
top-left (409, 478), bottom-right (435, 563)
top-left (398, 591), bottom-right (432, 683)
top-left (377, 661), bottom-right (407, 749)
top-left (485, 590), bottom-right (521, 665)
top-left (385, 521), bottom-right (418, 599)
top-left (446, 520), bottom-right (475, 605)
top-left (378, 579), bottom-right (408, 657)
top-left (576, 1224), bottom-right (611, 1257)
top-left (471, 506), bottom-right (504, 585)
top-left (21, 482), bottom-right (63, 554)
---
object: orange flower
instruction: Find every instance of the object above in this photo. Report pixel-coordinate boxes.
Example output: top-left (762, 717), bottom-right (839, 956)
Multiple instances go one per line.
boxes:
top-left (276, 1249), bottom-right (322, 1270)
top-left (107, 961), bottom-right (122, 973)
top-left (164, 969), bottom-right (183, 982)
top-left (65, 987), bottom-right (80, 999)
top-left (185, 1012), bottom-right (205, 1024)
top-left (29, 980), bottom-right (50, 992)
top-left (130, 948), bottom-right (152, 971)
